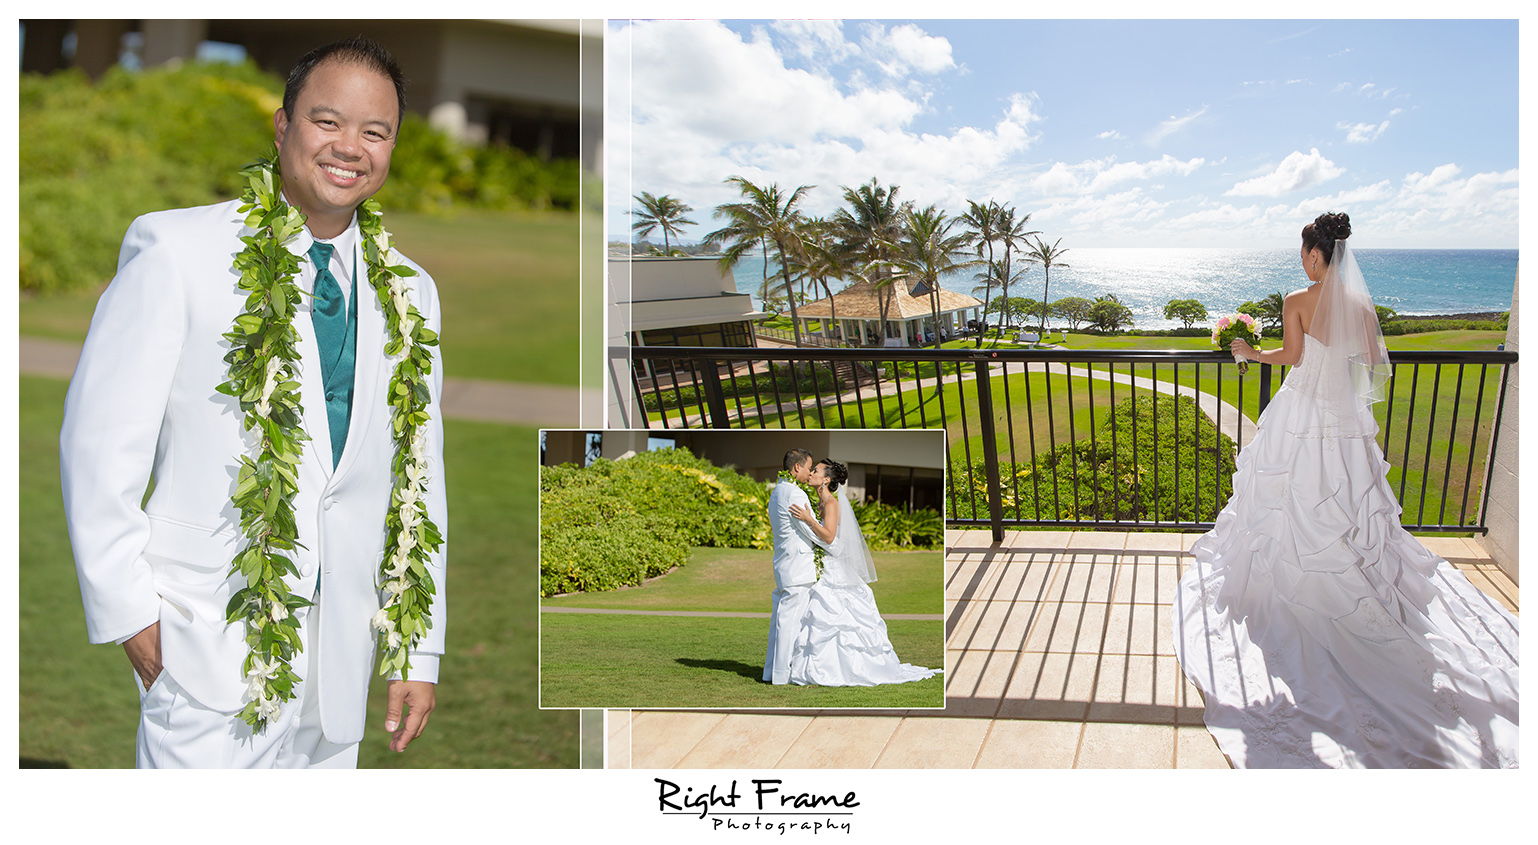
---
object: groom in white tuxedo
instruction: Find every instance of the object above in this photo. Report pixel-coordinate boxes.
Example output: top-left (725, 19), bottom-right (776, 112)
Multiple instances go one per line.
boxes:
top-left (60, 37), bottom-right (446, 768)
top-left (763, 449), bottom-right (825, 684)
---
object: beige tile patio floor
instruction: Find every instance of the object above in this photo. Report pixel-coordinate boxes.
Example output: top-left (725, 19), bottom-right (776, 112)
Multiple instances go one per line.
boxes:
top-left (606, 529), bottom-right (1518, 769)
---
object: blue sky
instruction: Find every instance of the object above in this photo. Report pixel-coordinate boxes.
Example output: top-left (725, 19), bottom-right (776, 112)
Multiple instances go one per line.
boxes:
top-left (608, 19), bottom-right (1517, 249)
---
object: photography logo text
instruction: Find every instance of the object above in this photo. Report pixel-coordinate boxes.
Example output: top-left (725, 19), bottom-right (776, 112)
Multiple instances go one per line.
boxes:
top-left (655, 777), bottom-right (858, 834)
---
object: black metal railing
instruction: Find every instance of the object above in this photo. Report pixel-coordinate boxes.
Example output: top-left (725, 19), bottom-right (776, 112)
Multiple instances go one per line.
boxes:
top-left (620, 345), bottom-right (1516, 540)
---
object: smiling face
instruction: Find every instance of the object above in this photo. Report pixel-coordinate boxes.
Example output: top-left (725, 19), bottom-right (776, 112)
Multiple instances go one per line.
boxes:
top-left (274, 59), bottom-right (398, 239)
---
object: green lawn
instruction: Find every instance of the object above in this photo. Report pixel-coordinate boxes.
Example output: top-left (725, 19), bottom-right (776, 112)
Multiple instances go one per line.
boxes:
top-left (542, 546), bottom-right (942, 614)
top-left (18, 208), bottom-right (579, 386)
top-left (540, 546), bottom-right (944, 709)
top-left (540, 615), bottom-right (943, 709)
top-left (20, 375), bottom-right (575, 768)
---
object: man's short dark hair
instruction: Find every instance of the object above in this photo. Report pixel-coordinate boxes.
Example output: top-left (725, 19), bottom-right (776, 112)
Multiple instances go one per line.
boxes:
top-left (783, 449), bottom-right (814, 472)
top-left (283, 35), bottom-right (407, 127)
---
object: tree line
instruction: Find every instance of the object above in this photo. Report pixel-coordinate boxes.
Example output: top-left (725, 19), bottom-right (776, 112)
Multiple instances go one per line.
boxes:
top-left (632, 178), bottom-right (1074, 348)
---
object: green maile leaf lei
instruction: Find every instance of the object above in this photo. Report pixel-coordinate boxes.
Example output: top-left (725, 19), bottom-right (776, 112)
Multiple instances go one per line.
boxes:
top-left (219, 148), bottom-right (442, 733)
top-left (777, 471), bottom-right (826, 578)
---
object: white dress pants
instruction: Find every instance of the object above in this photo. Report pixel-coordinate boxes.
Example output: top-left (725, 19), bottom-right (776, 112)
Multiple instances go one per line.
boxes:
top-left (135, 604), bottom-right (360, 768)
top-left (763, 584), bottom-right (812, 685)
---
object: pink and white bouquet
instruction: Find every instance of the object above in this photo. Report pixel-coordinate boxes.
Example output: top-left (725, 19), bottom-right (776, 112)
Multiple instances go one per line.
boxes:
top-left (1212, 313), bottom-right (1261, 375)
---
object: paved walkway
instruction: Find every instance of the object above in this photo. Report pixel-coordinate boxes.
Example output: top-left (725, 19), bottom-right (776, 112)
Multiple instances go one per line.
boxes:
top-left (606, 529), bottom-right (1517, 769)
top-left (19, 335), bottom-right (591, 428)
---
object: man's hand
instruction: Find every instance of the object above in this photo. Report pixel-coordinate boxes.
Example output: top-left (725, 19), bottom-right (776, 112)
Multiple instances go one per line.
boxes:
top-left (124, 621), bottom-right (162, 691)
top-left (384, 679), bottom-right (436, 753)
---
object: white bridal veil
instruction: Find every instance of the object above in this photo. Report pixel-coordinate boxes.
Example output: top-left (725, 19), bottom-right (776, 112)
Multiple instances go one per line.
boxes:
top-left (829, 488), bottom-right (877, 584)
top-left (1291, 239), bottom-right (1393, 437)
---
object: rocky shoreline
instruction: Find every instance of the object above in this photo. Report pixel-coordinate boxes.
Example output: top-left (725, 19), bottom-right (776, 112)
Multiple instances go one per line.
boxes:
top-left (1392, 311), bottom-right (1505, 322)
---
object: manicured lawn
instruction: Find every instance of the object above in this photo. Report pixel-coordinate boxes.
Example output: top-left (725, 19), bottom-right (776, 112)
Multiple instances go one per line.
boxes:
top-left (20, 375), bottom-right (575, 768)
top-left (542, 546), bottom-right (943, 614)
top-left (540, 615), bottom-right (943, 709)
top-left (540, 546), bottom-right (944, 709)
top-left (18, 208), bottom-right (579, 386)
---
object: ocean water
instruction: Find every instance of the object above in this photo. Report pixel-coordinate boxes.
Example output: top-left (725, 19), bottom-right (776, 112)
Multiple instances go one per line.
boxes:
top-left (730, 248), bottom-right (1518, 331)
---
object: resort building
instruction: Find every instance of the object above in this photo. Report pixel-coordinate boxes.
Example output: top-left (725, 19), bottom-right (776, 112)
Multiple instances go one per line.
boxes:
top-left (614, 256), bottom-right (770, 350)
top-left (793, 277), bottom-right (985, 347)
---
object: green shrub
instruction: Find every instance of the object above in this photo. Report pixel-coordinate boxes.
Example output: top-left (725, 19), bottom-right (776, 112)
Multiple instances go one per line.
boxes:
top-left (851, 499), bottom-right (943, 550)
top-left (540, 448), bottom-right (772, 596)
top-left (954, 393), bottom-right (1237, 523)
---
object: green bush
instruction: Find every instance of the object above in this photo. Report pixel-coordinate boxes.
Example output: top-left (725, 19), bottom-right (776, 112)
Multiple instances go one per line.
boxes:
top-left (954, 393), bottom-right (1237, 523)
top-left (851, 499), bottom-right (943, 550)
top-left (540, 448), bottom-right (772, 596)
top-left (21, 61), bottom-right (585, 294)
top-left (21, 63), bottom-right (278, 294)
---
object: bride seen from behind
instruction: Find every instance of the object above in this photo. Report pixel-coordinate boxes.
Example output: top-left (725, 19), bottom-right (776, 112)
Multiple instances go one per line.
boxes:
top-left (1173, 212), bottom-right (1518, 768)
top-left (786, 459), bottom-right (941, 687)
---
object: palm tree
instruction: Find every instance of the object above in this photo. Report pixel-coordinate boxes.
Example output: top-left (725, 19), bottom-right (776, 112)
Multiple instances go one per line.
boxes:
top-left (961, 200), bottom-right (1002, 347)
top-left (631, 192), bottom-right (696, 254)
top-left (792, 216), bottom-right (846, 342)
top-left (833, 178), bottom-right (909, 346)
top-left (1023, 236), bottom-right (1070, 338)
top-left (892, 205), bottom-right (982, 349)
top-left (993, 206), bottom-right (1040, 310)
top-left (974, 260), bottom-right (1029, 338)
top-left (704, 177), bottom-right (814, 345)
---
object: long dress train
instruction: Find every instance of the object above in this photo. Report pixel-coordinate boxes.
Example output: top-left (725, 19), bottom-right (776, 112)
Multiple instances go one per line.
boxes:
top-left (1173, 334), bottom-right (1518, 768)
top-left (788, 490), bottom-right (941, 686)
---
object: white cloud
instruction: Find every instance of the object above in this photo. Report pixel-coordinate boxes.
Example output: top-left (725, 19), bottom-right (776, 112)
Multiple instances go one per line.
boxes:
top-left (1146, 106), bottom-right (1208, 144)
top-left (1339, 120), bottom-right (1390, 143)
top-left (1032, 154), bottom-right (1205, 196)
top-left (860, 22), bottom-right (956, 77)
top-left (1226, 149), bottom-right (1345, 197)
top-left (1097, 130), bottom-right (1123, 140)
top-left (770, 20), bottom-right (859, 66)
top-left (619, 20), bottom-right (1041, 228)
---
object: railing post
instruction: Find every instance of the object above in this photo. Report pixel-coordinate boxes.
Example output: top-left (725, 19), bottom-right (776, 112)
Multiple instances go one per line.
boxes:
top-left (700, 361), bottom-right (731, 429)
top-left (973, 358), bottom-right (1006, 542)
top-left (1258, 362), bottom-right (1273, 414)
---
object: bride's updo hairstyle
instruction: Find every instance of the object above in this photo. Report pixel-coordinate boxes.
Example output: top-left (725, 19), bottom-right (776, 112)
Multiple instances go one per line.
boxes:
top-left (817, 459), bottom-right (849, 493)
top-left (1301, 211), bottom-right (1352, 266)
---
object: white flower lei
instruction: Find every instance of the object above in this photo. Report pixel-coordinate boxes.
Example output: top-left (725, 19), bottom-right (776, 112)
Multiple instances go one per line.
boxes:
top-left (220, 149), bottom-right (442, 733)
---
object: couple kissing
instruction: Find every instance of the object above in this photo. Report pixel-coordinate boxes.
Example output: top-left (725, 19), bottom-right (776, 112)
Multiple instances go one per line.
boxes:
top-left (763, 449), bottom-right (939, 687)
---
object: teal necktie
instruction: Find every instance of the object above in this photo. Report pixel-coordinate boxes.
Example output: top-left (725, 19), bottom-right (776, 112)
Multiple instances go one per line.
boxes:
top-left (308, 241), bottom-right (357, 469)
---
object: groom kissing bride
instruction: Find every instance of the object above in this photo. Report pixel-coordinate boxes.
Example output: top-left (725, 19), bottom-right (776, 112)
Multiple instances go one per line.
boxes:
top-left (763, 450), bottom-right (940, 688)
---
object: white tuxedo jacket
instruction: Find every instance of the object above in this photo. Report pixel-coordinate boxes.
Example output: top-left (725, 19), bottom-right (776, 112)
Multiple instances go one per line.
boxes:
top-left (60, 199), bottom-right (448, 744)
top-left (767, 480), bottom-right (822, 589)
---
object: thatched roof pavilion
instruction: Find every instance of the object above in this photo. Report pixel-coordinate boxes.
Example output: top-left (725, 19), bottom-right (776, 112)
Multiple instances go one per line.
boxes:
top-left (790, 277), bottom-right (985, 347)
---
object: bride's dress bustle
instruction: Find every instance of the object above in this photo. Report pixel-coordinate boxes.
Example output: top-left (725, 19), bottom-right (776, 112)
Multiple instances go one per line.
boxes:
top-left (788, 490), bottom-right (941, 687)
top-left (1173, 335), bottom-right (1519, 768)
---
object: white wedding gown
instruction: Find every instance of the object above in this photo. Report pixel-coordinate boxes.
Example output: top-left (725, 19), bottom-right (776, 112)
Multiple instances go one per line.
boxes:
top-left (788, 490), bottom-right (941, 686)
top-left (1173, 334), bottom-right (1519, 768)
